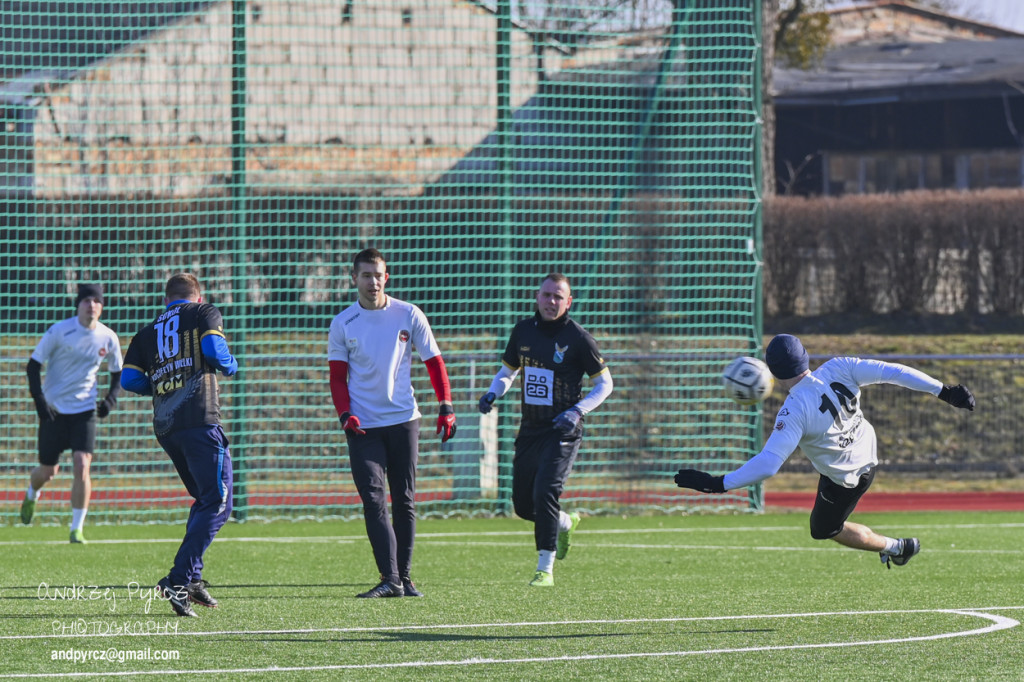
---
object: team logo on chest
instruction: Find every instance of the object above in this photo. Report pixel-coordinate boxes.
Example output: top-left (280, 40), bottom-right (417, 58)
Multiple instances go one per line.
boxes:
top-left (399, 330), bottom-right (410, 343)
top-left (553, 343), bottom-right (568, 364)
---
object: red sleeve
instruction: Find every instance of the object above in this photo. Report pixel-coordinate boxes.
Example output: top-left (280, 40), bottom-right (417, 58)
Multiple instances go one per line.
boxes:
top-left (424, 355), bottom-right (452, 406)
top-left (329, 360), bottom-right (351, 416)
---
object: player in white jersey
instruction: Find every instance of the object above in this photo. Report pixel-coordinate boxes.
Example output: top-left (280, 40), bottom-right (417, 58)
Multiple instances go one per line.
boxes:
top-left (674, 334), bottom-right (975, 568)
top-left (328, 248), bottom-right (457, 598)
top-left (21, 283), bottom-right (124, 543)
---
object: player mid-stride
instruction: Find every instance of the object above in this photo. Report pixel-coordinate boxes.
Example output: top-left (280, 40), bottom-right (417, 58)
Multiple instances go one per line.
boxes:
top-left (121, 273), bottom-right (238, 617)
top-left (478, 273), bottom-right (613, 587)
top-left (674, 334), bottom-right (975, 568)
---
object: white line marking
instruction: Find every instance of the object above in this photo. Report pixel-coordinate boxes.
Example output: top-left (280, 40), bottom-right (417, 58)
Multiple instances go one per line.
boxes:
top-left (2, 605), bottom-right (1022, 641)
top-left (0, 608), bottom-right (1016, 678)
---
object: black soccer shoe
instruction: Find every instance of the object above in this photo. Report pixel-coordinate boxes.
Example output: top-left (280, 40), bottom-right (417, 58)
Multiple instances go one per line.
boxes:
top-left (401, 578), bottom-right (424, 597)
top-left (187, 579), bottom-right (218, 608)
top-left (357, 580), bottom-right (404, 598)
top-left (157, 577), bottom-right (198, 617)
top-left (880, 538), bottom-right (921, 569)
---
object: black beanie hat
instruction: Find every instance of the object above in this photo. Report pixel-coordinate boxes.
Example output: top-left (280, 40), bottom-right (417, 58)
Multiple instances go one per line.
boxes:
top-left (75, 283), bottom-right (104, 307)
top-left (764, 334), bottom-right (809, 380)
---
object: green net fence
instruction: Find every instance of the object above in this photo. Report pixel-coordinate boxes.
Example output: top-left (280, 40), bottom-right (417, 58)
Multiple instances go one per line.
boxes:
top-left (1, 0), bottom-right (764, 524)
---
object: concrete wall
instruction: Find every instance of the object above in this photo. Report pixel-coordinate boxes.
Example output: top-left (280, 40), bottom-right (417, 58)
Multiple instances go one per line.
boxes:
top-left (31, 0), bottom-right (566, 197)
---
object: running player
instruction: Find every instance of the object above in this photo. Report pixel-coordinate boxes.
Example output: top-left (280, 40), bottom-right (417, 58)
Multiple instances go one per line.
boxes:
top-left (22, 283), bottom-right (123, 544)
top-left (478, 273), bottom-right (613, 587)
top-left (121, 273), bottom-right (238, 617)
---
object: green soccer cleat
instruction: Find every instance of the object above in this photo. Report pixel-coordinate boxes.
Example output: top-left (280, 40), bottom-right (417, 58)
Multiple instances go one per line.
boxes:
top-left (529, 570), bottom-right (554, 587)
top-left (20, 497), bottom-right (35, 525)
top-left (556, 511), bottom-right (581, 560)
top-left (69, 529), bottom-right (87, 544)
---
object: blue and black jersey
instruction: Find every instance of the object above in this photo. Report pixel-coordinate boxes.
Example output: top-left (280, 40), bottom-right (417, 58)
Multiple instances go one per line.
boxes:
top-left (123, 302), bottom-right (227, 436)
top-left (501, 312), bottom-right (607, 433)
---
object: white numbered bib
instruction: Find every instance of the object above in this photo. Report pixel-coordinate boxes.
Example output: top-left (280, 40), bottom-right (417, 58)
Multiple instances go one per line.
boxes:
top-left (523, 366), bottom-right (554, 406)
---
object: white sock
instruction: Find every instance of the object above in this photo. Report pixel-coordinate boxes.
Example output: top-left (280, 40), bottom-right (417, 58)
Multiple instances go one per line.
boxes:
top-left (26, 485), bottom-right (39, 501)
top-left (557, 511), bottom-right (572, 533)
top-left (882, 537), bottom-right (901, 555)
top-left (537, 550), bottom-right (555, 574)
top-left (71, 508), bottom-right (87, 532)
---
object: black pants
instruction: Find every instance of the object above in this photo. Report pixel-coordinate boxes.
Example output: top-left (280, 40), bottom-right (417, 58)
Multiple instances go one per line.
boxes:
top-left (345, 420), bottom-right (419, 584)
top-left (512, 429), bottom-right (582, 552)
top-left (809, 467), bottom-right (876, 540)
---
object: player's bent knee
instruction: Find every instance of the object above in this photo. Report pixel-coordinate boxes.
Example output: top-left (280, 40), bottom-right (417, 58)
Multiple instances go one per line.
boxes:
top-left (809, 521), bottom-right (842, 540)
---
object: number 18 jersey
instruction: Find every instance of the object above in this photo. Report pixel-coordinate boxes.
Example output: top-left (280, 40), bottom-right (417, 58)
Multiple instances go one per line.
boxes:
top-left (123, 302), bottom-right (227, 436)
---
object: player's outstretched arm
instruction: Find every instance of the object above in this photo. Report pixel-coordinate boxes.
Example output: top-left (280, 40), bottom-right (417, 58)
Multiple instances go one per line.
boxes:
top-left (674, 469), bottom-right (725, 494)
top-left (938, 384), bottom-right (975, 411)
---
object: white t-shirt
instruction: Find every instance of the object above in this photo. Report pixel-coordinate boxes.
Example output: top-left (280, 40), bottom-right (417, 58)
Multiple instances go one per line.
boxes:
top-left (32, 317), bottom-right (124, 415)
top-left (750, 357), bottom-right (943, 488)
top-left (327, 296), bottom-right (441, 429)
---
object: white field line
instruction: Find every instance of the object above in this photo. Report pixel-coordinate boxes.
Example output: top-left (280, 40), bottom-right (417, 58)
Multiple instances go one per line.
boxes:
top-left (0, 608), bottom-right (1017, 678)
top-left (3, 605), bottom-right (1023, 642)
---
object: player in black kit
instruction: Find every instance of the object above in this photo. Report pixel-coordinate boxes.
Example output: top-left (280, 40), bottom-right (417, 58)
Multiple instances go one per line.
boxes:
top-left (121, 273), bottom-right (238, 617)
top-left (478, 273), bottom-right (613, 587)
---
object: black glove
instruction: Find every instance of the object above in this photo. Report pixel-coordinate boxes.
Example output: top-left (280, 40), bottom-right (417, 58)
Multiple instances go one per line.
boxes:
top-left (478, 392), bottom-right (496, 414)
top-left (938, 384), bottom-right (975, 411)
top-left (33, 396), bottom-right (56, 422)
top-left (96, 395), bottom-right (116, 418)
top-left (552, 407), bottom-right (583, 437)
top-left (674, 469), bottom-right (726, 494)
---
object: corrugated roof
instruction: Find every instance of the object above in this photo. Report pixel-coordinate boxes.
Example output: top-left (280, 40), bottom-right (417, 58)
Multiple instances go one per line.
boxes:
top-left (774, 38), bottom-right (1024, 106)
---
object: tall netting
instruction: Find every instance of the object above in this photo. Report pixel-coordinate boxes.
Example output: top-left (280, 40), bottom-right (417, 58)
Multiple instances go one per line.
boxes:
top-left (1, 0), bottom-right (764, 524)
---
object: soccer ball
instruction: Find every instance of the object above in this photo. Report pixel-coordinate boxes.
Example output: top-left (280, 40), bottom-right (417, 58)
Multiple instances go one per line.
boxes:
top-left (722, 356), bottom-right (773, 405)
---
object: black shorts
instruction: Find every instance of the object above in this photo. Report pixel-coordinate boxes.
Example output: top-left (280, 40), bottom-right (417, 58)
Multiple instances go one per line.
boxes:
top-left (38, 410), bottom-right (97, 465)
top-left (808, 468), bottom-right (876, 540)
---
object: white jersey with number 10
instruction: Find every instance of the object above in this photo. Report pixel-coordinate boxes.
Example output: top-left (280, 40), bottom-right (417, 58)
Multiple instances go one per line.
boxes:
top-left (762, 357), bottom-right (943, 488)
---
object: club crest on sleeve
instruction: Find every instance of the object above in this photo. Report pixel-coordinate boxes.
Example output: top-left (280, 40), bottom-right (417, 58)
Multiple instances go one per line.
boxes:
top-left (98, 348), bottom-right (108, 357)
top-left (775, 420), bottom-right (786, 431)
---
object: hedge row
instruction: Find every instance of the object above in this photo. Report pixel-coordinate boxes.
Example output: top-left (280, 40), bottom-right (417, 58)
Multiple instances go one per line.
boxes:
top-left (763, 189), bottom-right (1024, 317)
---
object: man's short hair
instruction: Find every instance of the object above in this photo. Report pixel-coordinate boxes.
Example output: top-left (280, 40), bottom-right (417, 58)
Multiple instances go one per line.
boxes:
top-left (353, 248), bottom-right (385, 272)
top-left (166, 273), bottom-right (201, 300)
top-left (541, 272), bottom-right (570, 291)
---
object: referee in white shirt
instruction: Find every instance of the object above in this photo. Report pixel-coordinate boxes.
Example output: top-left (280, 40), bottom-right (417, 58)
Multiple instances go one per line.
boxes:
top-left (22, 283), bottom-right (124, 543)
top-left (674, 334), bottom-right (975, 568)
top-left (328, 248), bottom-right (457, 598)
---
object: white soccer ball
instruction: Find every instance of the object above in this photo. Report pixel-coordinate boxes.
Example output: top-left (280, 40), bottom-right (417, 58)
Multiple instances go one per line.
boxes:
top-left (722, 356), bottom-right (774, 405)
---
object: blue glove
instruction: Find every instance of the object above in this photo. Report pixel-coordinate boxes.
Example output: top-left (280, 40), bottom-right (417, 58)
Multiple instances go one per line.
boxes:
top-left (478, 392), bottom-right (496, 414)
top-left (552, 407), bottom-right (583, 437)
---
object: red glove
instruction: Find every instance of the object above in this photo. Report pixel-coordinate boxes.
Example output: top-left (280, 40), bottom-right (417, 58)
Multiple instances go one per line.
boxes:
top-left (340, 412), bottom-right (366, 435)
top-left (436, 404), bottom-right (456, 443)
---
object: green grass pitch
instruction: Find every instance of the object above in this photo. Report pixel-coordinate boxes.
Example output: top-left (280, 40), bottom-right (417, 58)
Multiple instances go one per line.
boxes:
top-left (2, 511), bottom-right (1022, 680)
